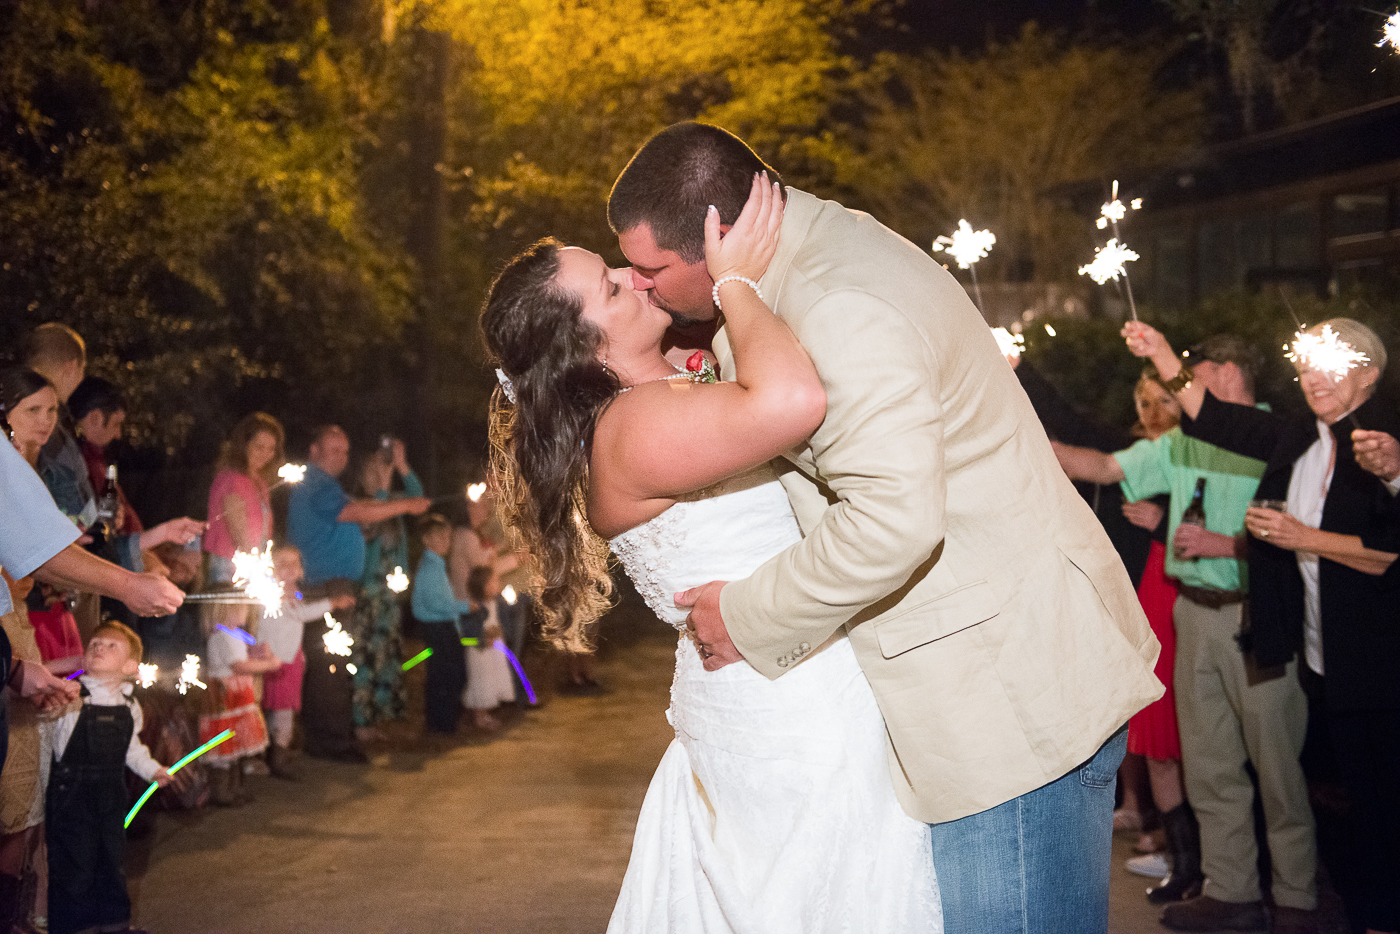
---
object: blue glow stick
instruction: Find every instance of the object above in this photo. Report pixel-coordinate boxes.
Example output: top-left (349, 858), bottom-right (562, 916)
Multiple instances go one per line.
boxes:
top-left (124, 729), bottom-right (235, 828)
top-left (493, 639), bottom-right (537, 705)
top-left (215, 624), bottom-right (256, 645)
top-left (65, 669), bottom-right (84, 681)
top-left (401, 647), bottom-right (432, 671)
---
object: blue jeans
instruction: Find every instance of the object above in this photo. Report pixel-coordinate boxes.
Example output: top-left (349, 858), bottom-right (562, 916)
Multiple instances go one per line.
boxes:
top-left (929, 727), bottom-right (1127, 934)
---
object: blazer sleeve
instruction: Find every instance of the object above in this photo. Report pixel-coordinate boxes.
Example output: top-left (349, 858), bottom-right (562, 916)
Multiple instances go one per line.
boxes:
top-left (1180, 390), bottom-right (1282, 462)
top-left (721, 291), bottom-right (946, 679)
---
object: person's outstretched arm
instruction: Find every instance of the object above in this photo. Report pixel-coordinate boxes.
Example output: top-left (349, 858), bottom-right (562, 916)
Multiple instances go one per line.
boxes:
top-left (33, 544), bottom-right (183, 616)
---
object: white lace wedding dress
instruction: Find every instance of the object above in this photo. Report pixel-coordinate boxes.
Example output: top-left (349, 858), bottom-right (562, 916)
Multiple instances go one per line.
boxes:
top-left (607, 466), bottom-right (942, 934)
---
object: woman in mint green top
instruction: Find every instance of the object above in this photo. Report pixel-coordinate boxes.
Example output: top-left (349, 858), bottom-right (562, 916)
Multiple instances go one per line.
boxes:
top-left (349, 439), bottom-right (423, 734)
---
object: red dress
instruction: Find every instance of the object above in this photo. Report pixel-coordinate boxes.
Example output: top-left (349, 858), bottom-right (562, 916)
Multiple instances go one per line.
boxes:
top-left (1127, 541), bottom-right (1182, 760)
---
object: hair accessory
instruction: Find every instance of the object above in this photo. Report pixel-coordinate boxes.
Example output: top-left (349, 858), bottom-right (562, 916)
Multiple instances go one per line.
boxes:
top-left (495, 368), bottom-right (516, 403)
top-left (711, 276), bottom-right (764, 313)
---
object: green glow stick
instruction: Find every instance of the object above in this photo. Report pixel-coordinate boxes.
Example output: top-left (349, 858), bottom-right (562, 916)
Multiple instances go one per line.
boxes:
top-left (124, 729), bottom-right (235, 828)
top-left (401, 647), bottom-right (432, 671)
top-left (459, 637), bottom-right (478, 647)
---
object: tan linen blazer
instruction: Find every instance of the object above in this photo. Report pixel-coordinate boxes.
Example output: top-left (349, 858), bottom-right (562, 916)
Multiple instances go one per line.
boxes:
top-left (715, 189), bottom-right (1163, 824)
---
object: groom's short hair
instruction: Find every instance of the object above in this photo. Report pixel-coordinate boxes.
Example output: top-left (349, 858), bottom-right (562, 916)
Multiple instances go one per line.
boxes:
top-left (608, 122), bottom-right (783, 265)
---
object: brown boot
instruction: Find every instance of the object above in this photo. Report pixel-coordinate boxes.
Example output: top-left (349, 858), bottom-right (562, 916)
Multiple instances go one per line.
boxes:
top-left (267, 745), bottom-right (300, 782)
top-left (208, 766), bottom-right (238, 807)
top-left (1268, 906), bottom-right (1319, 934)
top-left (1161, 895), bottom-right (1267, 932)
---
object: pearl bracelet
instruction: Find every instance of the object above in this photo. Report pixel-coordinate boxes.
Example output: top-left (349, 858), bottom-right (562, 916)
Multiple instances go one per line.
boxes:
top-left (711, 275), bottom-right (764, 313)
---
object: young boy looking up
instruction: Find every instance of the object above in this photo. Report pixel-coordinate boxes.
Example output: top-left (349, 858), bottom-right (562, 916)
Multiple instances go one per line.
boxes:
top-left (411, 515), bottom-right (481, 736)
top-left (48, 621), bottom-right (178, 934)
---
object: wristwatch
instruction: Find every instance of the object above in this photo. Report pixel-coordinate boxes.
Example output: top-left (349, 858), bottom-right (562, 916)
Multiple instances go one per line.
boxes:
top-left (1161, 363), bottom-right (1194, 393)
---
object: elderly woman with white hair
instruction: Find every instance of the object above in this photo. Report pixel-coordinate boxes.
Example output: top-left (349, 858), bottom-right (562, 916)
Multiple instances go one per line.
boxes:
top-left (1127, 317), bottom-right (1400, 934)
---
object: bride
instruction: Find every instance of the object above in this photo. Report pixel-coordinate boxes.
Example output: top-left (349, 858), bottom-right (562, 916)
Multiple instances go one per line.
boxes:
top-left (481, 175), bottom-right (941, 933)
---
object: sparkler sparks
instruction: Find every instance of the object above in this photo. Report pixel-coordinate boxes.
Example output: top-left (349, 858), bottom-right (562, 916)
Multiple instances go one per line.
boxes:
top-left (232, 542), bottom-right (284, 618)
top-left (177, 654), bottom-right (205, 695)
top-left (991, 327), bottom-right (1025, 360)
top-left (1078, 239), bottom-right (1140, 285)
top-left (501, 584), bottom-right (518, 606)
top-left (932, 220), bottom-right (997, 270)
top-left (137, 663), bottom-right (159, 688)
top-left (1286, 323), bottom-right (1370, 379)
top-left (467, 482), bottom-right (488, 503)
top-left (322, 613), bottom-right (354, 657)
top-left (386, 566), bottom-right (410, 593)
top-left (1380, 12), bottom-right (1400, 51)
top-left (277, 463), bottom-right (307, 484)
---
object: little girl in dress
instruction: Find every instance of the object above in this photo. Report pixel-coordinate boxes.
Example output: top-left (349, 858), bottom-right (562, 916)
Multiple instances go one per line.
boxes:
top-left (200, 605), bottom-right (278, 805)
top-left (461, 566), bottom-right (518, 732)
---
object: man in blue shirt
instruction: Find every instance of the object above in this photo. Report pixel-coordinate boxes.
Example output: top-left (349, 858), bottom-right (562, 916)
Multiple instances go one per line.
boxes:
top-left (288, 425), bottom-right (429, 761)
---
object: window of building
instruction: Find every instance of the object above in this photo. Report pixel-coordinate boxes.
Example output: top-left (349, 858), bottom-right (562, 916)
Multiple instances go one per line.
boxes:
top-left (1275, 201), bottom-right (1320, 269)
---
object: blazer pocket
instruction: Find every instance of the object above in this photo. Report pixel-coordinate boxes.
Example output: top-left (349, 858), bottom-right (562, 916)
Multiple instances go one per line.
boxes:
top-left (873, 579), bottom-right (1001, 659)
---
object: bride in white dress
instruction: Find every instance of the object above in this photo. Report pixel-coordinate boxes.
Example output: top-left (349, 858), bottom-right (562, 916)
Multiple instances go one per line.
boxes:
top-left (481, 176), bottom-right (940, 933)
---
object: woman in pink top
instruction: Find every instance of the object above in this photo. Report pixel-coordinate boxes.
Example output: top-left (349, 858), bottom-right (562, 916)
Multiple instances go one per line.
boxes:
top-left (205, 413), bottom-right (284, 583)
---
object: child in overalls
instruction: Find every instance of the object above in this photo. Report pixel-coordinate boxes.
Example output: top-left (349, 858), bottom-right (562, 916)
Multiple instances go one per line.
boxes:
top-left (47, 621), bottom-right (175, 934)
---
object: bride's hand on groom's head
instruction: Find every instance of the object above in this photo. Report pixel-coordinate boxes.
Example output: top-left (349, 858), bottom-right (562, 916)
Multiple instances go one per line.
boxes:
top-left (704, 172), bottom-right (784, 285)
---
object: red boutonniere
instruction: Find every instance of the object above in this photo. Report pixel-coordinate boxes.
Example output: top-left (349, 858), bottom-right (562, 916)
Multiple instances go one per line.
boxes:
top-left (685, 351), bottom-right (718, 384)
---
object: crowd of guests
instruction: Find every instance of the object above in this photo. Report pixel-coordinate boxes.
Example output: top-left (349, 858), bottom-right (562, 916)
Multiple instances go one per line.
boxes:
top-left (1019, 316), bottom-right (1400, 934)
top-left (0, 322), bottom-right (544, 934)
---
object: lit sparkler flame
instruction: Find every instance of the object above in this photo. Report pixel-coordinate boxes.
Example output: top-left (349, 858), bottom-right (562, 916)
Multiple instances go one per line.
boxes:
top-left (991, 327), bottom-right (1025, 360)
top-left (1380, 12), bottom-right (1400, 51)
top-left (502, 584), bottom-right (518, 606)
top-left (177, 654), bottom-right (205, 695)
top-left (323, 613), bottom-right (354, 657)
top-left (932, 220), bottom-right (996, 269)
top-left (232, 542), bottom-right (284, 618)
top-left (1078, 239), bottom-right (1140, 285)
top-left (1286, 324), bottom-right (1370, 379)
top-left (137, 663), bottom-right (159, 688)
top-left (466, 482), bottom-right (487, 503)
top-left (278, 463), bottom-right (307, 483)
top-left (386, 566), bottom-right (410, 593)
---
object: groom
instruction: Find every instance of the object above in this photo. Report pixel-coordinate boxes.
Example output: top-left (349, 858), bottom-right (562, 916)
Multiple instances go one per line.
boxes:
top-left (609, 123), bottom-right (1163, 932)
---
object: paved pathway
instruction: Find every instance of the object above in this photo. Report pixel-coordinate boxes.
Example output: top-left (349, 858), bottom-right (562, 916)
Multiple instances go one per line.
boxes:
top-left (126, 587), bottom-right (1341, 933)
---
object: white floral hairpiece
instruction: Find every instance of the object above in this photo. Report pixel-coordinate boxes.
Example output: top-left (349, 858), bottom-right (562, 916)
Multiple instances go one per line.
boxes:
top-left (495, 368), bottom-right (516, 403)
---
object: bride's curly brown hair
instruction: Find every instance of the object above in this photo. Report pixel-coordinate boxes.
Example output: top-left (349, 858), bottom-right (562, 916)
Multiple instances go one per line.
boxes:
top-left (480, 238), bottom-right (621, 651)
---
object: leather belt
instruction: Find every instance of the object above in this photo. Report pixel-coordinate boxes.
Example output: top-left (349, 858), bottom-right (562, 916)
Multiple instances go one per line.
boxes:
top-left (1177, 583), bottom-right (1245, 609)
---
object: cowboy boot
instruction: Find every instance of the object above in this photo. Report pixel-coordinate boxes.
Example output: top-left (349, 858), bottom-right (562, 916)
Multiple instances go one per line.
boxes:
top-left (1148, 802), bottom-right (1205, 904)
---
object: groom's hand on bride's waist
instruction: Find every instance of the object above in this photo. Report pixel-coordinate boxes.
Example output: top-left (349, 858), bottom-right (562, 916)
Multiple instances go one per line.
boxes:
top-left (675, 581), bottom-right (742, 672)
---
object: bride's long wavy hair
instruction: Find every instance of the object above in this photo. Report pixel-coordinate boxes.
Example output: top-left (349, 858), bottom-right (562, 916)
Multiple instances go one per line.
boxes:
top-left (480, 238), bottom-right (621, 651)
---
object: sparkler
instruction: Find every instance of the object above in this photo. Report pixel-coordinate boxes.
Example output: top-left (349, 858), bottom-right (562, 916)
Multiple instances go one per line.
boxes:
top-left (124, 729), bottom-right (235, 828)
top-left (1079, 240), bottom-right (1140, 285)
top-left (501, 584), bottom-right (518, 605)
top-left (232, 542), bottom-right (284, 618)
top-left (137, 663), bottom-right (159, 689)
top-left (177, 654), bottom-right (205, 695)
top-left (991, 327), bottom-right (1025, 361)
top-left (206, 465), bottom-right (306, 526)
top-left (322, 613), bottom-right (354, 657)
top-left (1381, 12), bottom-right (1400, 51)
top-left (467, 482), bottom-right (488, 503)
top-left (1286, 323), bottom-right (1370, 380)
top-left (1084, 180), bottom-right (1143, 321)
top-left (386, 566), bottom-right (410, 593)
top-left (933, 220), bottom-right (996, 316)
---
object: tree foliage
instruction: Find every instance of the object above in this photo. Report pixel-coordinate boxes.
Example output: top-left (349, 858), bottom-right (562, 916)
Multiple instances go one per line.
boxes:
top-left (840, 25), bottom-right (1204, 284)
